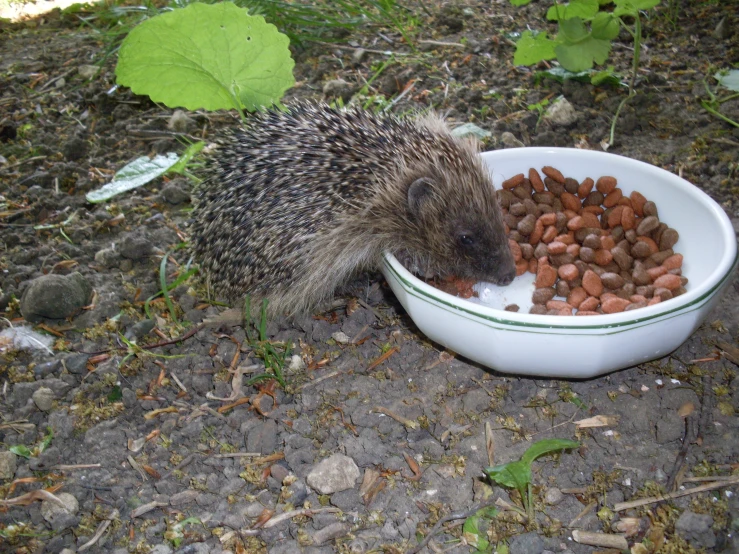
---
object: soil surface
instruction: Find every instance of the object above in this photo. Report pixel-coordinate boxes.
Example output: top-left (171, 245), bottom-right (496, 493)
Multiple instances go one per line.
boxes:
top-left (1, 2), bottom-right (739, 554)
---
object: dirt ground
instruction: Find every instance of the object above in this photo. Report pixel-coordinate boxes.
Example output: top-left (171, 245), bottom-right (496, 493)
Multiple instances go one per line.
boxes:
top-left (1, 1), bottom-right (739, 553)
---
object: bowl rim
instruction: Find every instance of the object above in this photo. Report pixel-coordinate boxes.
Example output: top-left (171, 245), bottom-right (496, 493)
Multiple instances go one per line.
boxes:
top-left (383, 147), bottom-right (738, 330)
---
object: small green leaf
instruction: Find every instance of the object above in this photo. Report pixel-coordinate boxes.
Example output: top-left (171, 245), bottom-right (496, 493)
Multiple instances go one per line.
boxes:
top-left (116, 2), bottom-right (295, 113)
top-left (547, 0), bottom-right (599, 21)
top-left (484, 459), bottom-right (532, 497)
top-left (555, 36), bottom-right (612, 72)
top-left (591, 12), bottom-right (620, 40)
top-left (510, 0), bottom-right (534, 5)
top-left (86, 153), bottom-right (180, 203)
top-left (9, 445), bottom-right (32, 459)
top-left (168, 140), bottom-right (205, 174)
top-left (559, 17), bottom-right (590, 43)
top-left (715, 69), bottom-right (739, 92)
top-left (513, 31), bottom-right (557, 66)
top-left (615, 0), bottom-right (660, 10)
top-left (521, 439), bottom-right (580, 465)
top-left (39, 428), bottom-right (53, 454)
top-left (108, 386), bottom-right (123, 402)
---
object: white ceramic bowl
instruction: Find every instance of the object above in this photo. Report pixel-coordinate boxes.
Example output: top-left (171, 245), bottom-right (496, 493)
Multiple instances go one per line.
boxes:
top-left (382, 147), bottom-right (738, 378)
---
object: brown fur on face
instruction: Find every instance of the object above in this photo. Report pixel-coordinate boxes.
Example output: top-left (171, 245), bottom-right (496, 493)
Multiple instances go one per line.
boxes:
top-left (191, 103), bottom-right (516, 315)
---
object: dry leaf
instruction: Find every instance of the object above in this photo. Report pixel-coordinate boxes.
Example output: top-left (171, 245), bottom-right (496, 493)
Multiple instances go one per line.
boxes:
top-left (575, 415), bottom-right (619, 428)
top-left (677, 402), bottom-right (695, 418)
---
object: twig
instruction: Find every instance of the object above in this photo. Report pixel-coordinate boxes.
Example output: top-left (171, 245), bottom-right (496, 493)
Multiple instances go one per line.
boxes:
top-left (372, 406), bottom-right (418, 429)
top-left (716, 339), bottom-right (739, 366)
top-left (51, 464), bottom-right (101, 471)
top-left (260, 507), bottom-right (341, 529)
top-left (366, 347), bottom-right (399, 372)
top-left (567, 501), bottom-right (597, 528)
top-left (78, 509), bottom-right (119, 552)
top-left (571, 530), bottom-right (628, 550)
top-left (418, 39), bottom-right (465, 48)
top-left (300, 371), bottom-right (340, 390)
top-left (613, 476), bottom-right (739, 511)
top-left (214, 452), bottom-right (262, 458)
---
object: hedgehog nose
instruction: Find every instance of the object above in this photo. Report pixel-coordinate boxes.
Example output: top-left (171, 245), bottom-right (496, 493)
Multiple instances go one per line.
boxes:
top-left (497, 265), bottom-right (516, 286)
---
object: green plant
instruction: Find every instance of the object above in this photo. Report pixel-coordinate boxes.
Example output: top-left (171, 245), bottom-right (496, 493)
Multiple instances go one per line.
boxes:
top-left (701, 69), bottom-right (739, 129)
top-left (527, 97), bottom-right (551, 131)
top-left (462, 505), bottom-right (501, 553)
top-left (115, 2), bottom-right (295, 119)
top-left (9, 428), bottom-right (53, 459)
top-left (243, 297), bottom-right (290, 387)
top-left (484, 438), bottom-right (578, 524)
top-left (511, 0), bottom-right (660, 146)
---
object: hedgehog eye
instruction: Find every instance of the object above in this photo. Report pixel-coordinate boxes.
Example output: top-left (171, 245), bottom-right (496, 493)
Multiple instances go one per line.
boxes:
top-left (458, 233), bottom-right (476, 247)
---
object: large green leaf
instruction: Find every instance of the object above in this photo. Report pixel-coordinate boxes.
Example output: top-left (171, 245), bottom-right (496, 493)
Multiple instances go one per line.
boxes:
top-left (555, 35), bottom-right (612, 72)
top-left (521, 439), bottom-right (579, 465)
top-left (116, 2), bottom-right (295, 112)
top-left (591, 12), bottom-right (620, 41)
top-left (514, 31), bottom-right (557, 66)
top-left (546, 0), bottom-right (599, 21)
top-left (484, 460), bottom-right (531, 496)
top-left (715, 69), bottom-right (739, 92)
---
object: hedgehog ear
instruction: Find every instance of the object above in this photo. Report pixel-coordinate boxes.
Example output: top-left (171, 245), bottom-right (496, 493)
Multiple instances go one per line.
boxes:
top-left (407, 177), bottom-right (435, 218)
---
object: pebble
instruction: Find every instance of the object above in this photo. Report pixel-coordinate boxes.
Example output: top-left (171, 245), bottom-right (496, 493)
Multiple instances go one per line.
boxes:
top-left (331, 331), bottom-right (351, 344)
top-left (323, 78), bottom-right (350, 98)
top-left (94, 246), bottom-right (121, 268)
top-left (161, 181), bottom-right (191, 205)
top-left (544, 487), bottom-right (564, 505)
top-left (32, 387), bottom-right (55, 412)
top-left (118, 232), bottom-right (154, 260)
top-left (20, 272), bottom-right (92, 321)
top-left (167, 109), bottom-right (195, 132)
top-left (40, 492), bottom-right (79, 531)
top-left (306, 454), bottom-right (360, 494)
top-left (64, 353), bottom-right (89, 375)
top-left (543, 96), bottom-right (578, 127)
top-left (312, 522), bottom-right (351, 545)
top-left (124, 319), bottom-right (156, 342)
top-left (675, 510), bottom-right (716, 549)
top-left (0, 451), bottom-right (17, 480)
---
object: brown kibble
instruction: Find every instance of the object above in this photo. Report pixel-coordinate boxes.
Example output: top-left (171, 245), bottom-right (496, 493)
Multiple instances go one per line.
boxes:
top-left (582, 205), bottom-right (605, 216)
top-left (630, 191), bottom-right (647, 217)
top-left (600, 272), bottom-right (625, 290)
top-left (630, 241), bottom-right (654, 259)
top-left (583, 190), bottom-right (605, 207)
top-left (579, 246), bottom-right (596, 263)
top-left (530, 305), bottom-right (548, 315)
top-left (632, 266), bottom-right (651, 286)
top-left (593, 249), bottom-right (613, 266)
top-left (659, 228), bottom-right (680, 251)
top-left (542, 166), bottom-right (565, 183)
top-left (558, 263), bottom-right (580, 281)
top-left (502, 173), bottom-right (526, 189)
top-left (610, 247), bottom-right (633, 271)
top-left (561, 192), bottom-right (581, 212)
top-left (663, 254), bottom-right (683, 270)
top-left (575, 227), bottom-right (603, 243)
top-left (643, 200), bottom-right (658, 217)
top-left (582, 270), bottom-right (603, 296)
top-left (603, 188), bottom-right (624, 208)
top-left (517, 214), bottom-right (537, 236)
top-left (529, 168), bottom-right (545, 192)
top-left (582, 234), bottom-right (601, 249)
top-left (596, 175), bottom-right (618, 194)
top-left (602, 296), bottom-right (630, 314)
top-left (653, 287), bottom-right (673, 301)
top-left (636, 215), bottom-right (660, 236)
top-left (625, 301), bottom-right (648, 311)
top-left (653, 273), bottom-right (682, 290)
top-left (577, 177), bottom-right (594, 198)
top-left (535, 264), bottom-right (558, 288)
top-left (532, 287), bottom-right (556, 304)
top-left (621, 206), bottom-right (636, 230)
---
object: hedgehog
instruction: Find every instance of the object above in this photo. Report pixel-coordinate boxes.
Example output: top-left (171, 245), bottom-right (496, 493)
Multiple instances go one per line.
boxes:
top-left (190, 102), bottom-right (516, 315)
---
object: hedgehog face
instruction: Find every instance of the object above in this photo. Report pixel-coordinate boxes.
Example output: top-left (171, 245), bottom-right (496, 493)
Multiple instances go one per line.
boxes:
top-left (406, 175), bottom-right (516, 286)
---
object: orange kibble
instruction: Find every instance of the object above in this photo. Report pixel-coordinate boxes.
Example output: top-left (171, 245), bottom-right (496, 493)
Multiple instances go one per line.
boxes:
top-left (561, 192), bottom-right (581, 212)
top-left (653, 273), bottom-right (682, 290)
top-left (596, 175), bottom-right (618, 194)
top-left (663, 254), bottom-right (683, 270)
top-left (529, 168), bottom-right (545, 192)
top-left (515, 258), bottom-right (529, 276)
top-left (567, 286), bottom-right (588, 308)
top-left (594, 249), bottom-right (613, 266)
top-left (617, 197), bottom-right (633, 208)
top-left (542, 165), bottom-right (565, 183)
top-left (528, 258), bottom-right (538, 274)
top-left (542, 225), bottom-right (558, 243)
top-left (630, 294), bottom-right (648, 304)
top-left (557, 307), bottom-right (574, 316)
top-left (607, 205), bottom-right (625, 228)
top-left (636, 236), bottom-right (659, 255)
top-left (581, 212), bottom-right (602, 229)
top-left (539, 212), bottom-right (557, 226)
top-left (602, 296), bottom-right (631, 314)
top-left (547, 241), bottom-right (568, 255)
top-left (646, 266), bottom-right (668, 281)
top-left (582, 270), bottom-right (603, 297)
top-left (579, 295), bottom-right (601, 311)
top-left (555, 232), bottom-right (576, 245)
top-left (502, 173), bottom-right (526, 189)
top-left (621, 206), bottom-right (636, 230)
top-left (546, 300), bottom-right (572, 311)
top-left (600, 235), bottom-right (616, 251)
top-left (529, 219), bottom-right (544, 246)
top-left (566, 243), bottom-right (581, 257)
top-left (630, 191), bottom-right (647, 217)
top-left (535, 264), bottom-right (558, 288)
top-left (575, 310), bottom-right (601, 316)
top-left (563, 209), bottom-right (579, 220)
top-left (603, 188), bottom-right (624, 208)
top-left (509, 239), bottom-right (523, 262)
top-left (558, 263), bottom-right (579, 281)
top-left (583, 205), bottom-right (605, 216)
top-left (647, 296), bottom-right (662, 306)
top-left (577, 177), bottom-right (594, 198)
top-left (567, 215), bottom-right (585, 231)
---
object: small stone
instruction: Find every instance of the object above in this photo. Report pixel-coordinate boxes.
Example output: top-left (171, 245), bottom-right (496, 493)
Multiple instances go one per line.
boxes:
top-left (288, 354), bottom-right (305, 371)
top-left (64, 353), bottom-right (89, 375)
top-left (675, 510), bottom-right (716, 549)
top-left (40, 492), bottom-right (79, 531)
top-left (20, 272), bottom-right (93, 321)
top-left (544, 487), bottom-right (564, 505)
top-left (94, 247), bottom-right (121, 268)
top-left (312, 522), bottom-right (351, 545)
top-left (500, 132), bottom-right (525, 148)
top-left (331, 331), bottom-right (351, 344)
top-left (543, 96), bottom-right (578, 127)
top-left (167, 109), bottom-right (195, 133)
top-left (323, 79), bottom-right (350, 97)
top-left (509, 531), bottom-right (546, 554)
top-left (246, 419), bottom-right (278, 454)
top-left (62, 137), bottom-right (88, 161)
top-left (160, 182), bottom-right (191, 205)
top-left (118, 232), bottom-right (154, 260)
top-left (0, 451), bottom-right (17, 480)
top-left (351, 48), bottom-right (366, 65)
top-left (306, 453), bottom-right (360, 494)
top-left (32, 387), bottom-right (54, 412)
top-left (124, 319), bottom-right (156, 342)
top-left (77, 64), bottom-right (98, 79)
